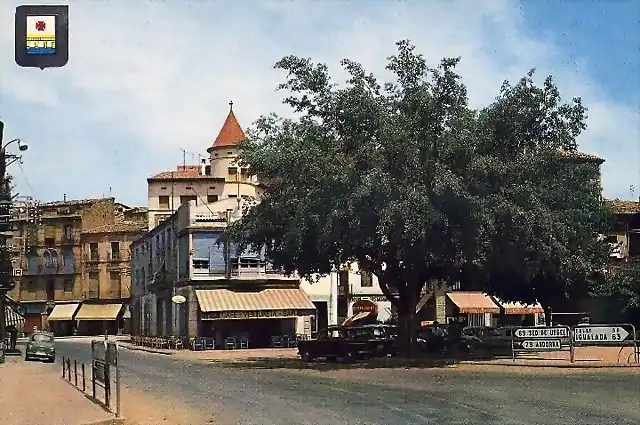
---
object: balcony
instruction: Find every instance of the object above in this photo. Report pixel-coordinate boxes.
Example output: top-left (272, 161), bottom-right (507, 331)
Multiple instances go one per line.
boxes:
top-left (23, 262), bottom-right (76, 275)
top-left (60, 232), bottom-right (81, 246)
top-left (85, 253), bottom-right (100, 263)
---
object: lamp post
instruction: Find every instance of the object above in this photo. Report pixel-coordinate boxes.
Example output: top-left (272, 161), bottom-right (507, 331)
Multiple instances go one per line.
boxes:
top-left (0, 121), bottom-right (28, 362)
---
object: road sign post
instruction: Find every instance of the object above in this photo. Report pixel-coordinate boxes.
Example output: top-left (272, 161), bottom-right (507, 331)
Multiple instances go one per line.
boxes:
top-left (571, 323), bottom-right (638, 364)
top-left (511, 325), bottom-right (572, 362)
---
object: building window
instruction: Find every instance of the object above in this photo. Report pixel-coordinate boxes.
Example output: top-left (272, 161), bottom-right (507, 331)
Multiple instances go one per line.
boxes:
top-left (63, 278), bottom-right (73, 292)
top-left (109, 272), bottom-right (122, 299)
top-left (207, 194), bottom-right (219, 203)
top-left (159, 196), bottom-right (170, 209)
top-left (89, 243), bottom-right (99, 260)
top-left (88, 272), bottom-right (99, 298)
top-left (46, 279), bottom-right (55, 301)
top-left (338, 270), bottom-right (349, 293)
top-left (110, 241), bottom-right (120, 260)
top-left (360, 270), bottom-right (373, 287)
top-left (180, 195), bottom-right (197, 205)
top-left (228, 167), bottom-right (238, 181)
top-left (44, 237), bottom-right (55, 248)
top-left (63, 225), bottom-right (74, 241)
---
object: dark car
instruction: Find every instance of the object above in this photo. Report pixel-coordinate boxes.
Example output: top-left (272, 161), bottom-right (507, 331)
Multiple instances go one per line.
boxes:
top-left (349, 324), bottom-right (399, 357)
top-left (297, 325), bottom-right (383, 362)
top-left (462, 326), bottom-right (514, 356)
top-left (25, 331), bottom-right (56, 363)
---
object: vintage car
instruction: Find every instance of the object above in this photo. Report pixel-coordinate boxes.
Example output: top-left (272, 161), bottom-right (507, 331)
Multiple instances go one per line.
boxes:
top-left (25, 331), bottom-right (56, 363)
top-left (297, 325), bottom-right (395, 362)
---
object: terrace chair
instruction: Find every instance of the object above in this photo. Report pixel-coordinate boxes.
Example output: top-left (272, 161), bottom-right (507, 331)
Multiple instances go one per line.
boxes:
top-left (239, 337), bottom-right (249, 349)
top-left (286, 335), bottom-right (297, 348)
top-left (224, 337), bottom-right (236, 350)
top-left (271, 336), bottom-right (282, 348)
top-left (204, 338), bottom-right (215, 350)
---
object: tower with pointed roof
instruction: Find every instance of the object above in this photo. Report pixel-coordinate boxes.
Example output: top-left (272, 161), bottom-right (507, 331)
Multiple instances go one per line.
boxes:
top-left (145, 102), bottom-right (261, 230)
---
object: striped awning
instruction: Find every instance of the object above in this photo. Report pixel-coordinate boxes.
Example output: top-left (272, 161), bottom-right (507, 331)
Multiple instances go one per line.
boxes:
top-left (74, 303), bottom-right (123, 321)
top-left (195, 288), bottom-right (315, 313)
top-left (4, 304), bottom-right (24, 328)
top-left (47, 303), bottom-right (81, 321)
top-left (495, 299), bottom-right (544, 315)
top-left (446, 292), bottom-right (500, 314)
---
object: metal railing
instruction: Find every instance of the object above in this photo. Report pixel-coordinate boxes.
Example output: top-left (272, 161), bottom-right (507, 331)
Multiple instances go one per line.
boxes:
top-left (61, 340), bottom-right (121, 418)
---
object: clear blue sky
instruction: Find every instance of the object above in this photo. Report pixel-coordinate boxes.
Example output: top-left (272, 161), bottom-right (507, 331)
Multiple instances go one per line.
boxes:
top-left (1, 0), bottom-right (638, 205)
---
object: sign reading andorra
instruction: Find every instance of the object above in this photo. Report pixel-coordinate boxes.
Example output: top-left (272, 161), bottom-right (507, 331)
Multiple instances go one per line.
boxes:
top-left (352, 300), bottom-right (378, 314)
top-left (514, 327), bottom-right (569, 339)
top-left (521, 339), bottom-right (561, 350)
top-left (202, 309), bottom-right (302, 320)
top-left (573, 326), bottom-right (631, 343)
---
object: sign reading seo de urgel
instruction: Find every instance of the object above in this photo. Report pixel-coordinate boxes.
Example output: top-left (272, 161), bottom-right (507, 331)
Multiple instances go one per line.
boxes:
top-left (521, 339), bottom-right (562, 350)
top-left (514, 327), bottom-right (569, 339)
top-left (202, 309), bottom-right (301, 320)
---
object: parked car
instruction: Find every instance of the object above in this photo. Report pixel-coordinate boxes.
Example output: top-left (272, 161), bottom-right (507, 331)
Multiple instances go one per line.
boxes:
top-left (462, 326), bottom-right (515, 356)
top-left (352, 324), bottom-right (399, 357)
top-left (298, 325), bottom-right (393, 362)
top-left (25, 331), bottom-right (56, 363)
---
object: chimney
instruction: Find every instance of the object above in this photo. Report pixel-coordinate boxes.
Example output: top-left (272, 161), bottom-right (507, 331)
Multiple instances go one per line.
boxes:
top-left (200, 158), bottom-right (207, 175)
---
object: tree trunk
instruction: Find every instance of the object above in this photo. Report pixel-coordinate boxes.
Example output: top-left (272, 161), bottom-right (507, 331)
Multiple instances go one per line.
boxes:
top-left (396, 280), bottom-right (420, 357)
top-left (543, 305), bottom-right (552, 326)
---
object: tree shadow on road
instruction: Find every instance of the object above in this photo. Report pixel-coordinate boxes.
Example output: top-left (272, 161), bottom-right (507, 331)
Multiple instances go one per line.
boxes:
top-left (206, 355), bottom-right (465, 371)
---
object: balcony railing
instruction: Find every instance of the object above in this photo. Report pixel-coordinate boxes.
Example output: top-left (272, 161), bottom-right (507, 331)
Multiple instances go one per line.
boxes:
top-left (86, 253), bottom-right (100, 262)
top-left (108, 251), bottom-right (122, 261)
top-left (61, 232), bottom-right (81, 245)
top-left (23, 262), bottom-right (76, 275)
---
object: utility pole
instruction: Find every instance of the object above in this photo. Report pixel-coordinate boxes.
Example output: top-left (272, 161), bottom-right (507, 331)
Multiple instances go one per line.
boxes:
top-left (0, 121), bottom-right (9, 361)
top-left (0, 121), bottom-right (28, 363)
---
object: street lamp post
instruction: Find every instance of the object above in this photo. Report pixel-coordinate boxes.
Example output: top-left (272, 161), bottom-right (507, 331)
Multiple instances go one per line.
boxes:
top-left (0, 121), bottom-right (28, 362)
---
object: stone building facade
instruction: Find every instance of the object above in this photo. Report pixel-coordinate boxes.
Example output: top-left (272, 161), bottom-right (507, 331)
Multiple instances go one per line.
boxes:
top-left (8, 197), bottom-right (147, 335)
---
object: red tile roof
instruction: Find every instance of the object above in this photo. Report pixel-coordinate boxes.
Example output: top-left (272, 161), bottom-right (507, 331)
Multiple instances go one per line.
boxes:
top-left (82, 221), bottom-right (148, 234)
top-left (207, 106), bottom-right (246, 152)
top-left (147, 168), bottom-right (224, 181)
top-left (606, 199), bottom-right (640, 215)
top-left (557, 148), bottom-right (604, 164)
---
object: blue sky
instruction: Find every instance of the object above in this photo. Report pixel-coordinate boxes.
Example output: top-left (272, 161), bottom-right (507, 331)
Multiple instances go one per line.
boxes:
top-left (1, 0), bottom-right (638, 206)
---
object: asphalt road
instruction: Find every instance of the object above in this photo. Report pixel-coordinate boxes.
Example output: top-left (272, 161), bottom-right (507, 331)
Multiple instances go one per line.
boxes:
top-left (52, 340), bottom-right (640, 425)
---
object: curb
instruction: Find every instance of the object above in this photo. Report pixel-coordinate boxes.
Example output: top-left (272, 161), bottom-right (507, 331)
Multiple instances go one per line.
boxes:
top-left (119, 344), bottom-right (173, 356)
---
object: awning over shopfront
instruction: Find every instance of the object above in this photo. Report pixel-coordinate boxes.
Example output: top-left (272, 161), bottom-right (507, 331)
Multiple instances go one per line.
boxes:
top-left (4, 304), bottom-right (24, 328)
top-left (74, 303), bottom-right (123, 321)
top-left (341, 311), bottom-right (372, 326)
top-left (446, 292), bottom-right (500, 314)
top-left (494, 299), bottom-right (544, 315)
top-left (195, 288), bottom-right (316, 320)
top-left (47, 303), bottom-right (80, 321)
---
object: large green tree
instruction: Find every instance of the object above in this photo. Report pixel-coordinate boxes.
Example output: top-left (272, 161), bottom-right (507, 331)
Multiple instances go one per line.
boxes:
top-left (459, 72), bottom-right (612, 323)
top-left (227, 40), bottom-right (610, 354)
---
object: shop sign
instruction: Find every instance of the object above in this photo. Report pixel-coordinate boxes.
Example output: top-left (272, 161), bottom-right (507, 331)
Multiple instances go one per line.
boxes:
top-left (351, 295), bottom-right (388, 303)
top-left (202, 309), bottom-right (300, 320)
top-left (352, 299), bottom-right (377, 314)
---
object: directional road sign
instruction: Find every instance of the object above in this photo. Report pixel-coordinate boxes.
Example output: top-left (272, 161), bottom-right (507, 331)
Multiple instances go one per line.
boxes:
top-left (573, 325), bottom-right (631, 343)
top-left (521, 339), bottom-right (562, 350)
top-left (514, 327), bottom-right (569, 339)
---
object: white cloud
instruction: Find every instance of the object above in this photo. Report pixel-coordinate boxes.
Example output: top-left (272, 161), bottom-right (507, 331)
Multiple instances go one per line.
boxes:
top-left (1, 0), bottom-right (637, 204)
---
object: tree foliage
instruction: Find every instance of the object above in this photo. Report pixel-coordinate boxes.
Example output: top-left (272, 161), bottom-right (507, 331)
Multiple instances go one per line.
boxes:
top-left (226, 40), bottom-right (611, 353)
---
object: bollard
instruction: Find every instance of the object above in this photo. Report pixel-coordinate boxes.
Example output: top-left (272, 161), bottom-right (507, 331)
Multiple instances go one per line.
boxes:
top-left (74, 360), bottom-right (78, 386)
top-left (82, 363), bottom-right (86, 392)
top-left (62, 356), bottom-right (66, 377)
top-left (67, 358), bottom-right (71, 381)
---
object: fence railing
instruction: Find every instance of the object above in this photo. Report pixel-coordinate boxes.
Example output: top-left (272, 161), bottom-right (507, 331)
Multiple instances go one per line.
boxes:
top-left (61, 339), bottom-right (121, 418)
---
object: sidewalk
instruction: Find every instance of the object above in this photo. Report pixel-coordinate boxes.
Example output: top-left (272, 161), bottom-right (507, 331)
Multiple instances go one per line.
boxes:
top-left (0, 357), bottom-right (117, 425)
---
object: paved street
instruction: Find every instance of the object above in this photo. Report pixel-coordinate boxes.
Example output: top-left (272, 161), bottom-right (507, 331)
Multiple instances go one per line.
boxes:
top-left (52, 340), bottom-right (640, 425)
